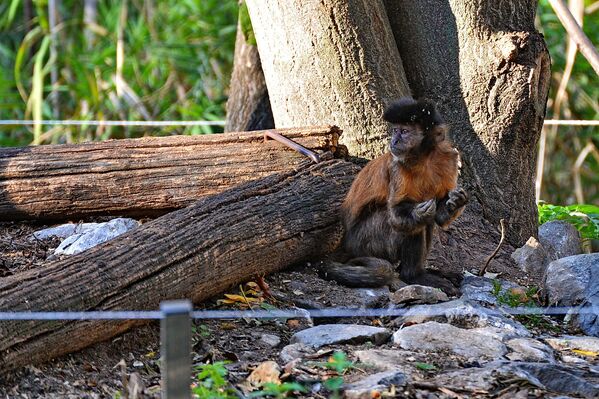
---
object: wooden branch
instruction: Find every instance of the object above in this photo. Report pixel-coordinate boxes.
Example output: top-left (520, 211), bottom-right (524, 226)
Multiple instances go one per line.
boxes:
top-left (0, 159), bottom-right (360, 373)
top-left (548, 0), bottom-right (599, 75)
top-left (0, 126), bottom-right (340, 221)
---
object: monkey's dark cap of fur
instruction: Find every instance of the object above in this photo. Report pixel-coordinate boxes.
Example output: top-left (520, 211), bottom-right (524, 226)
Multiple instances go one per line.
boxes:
top-left (383, 97), bottom-right (444, 131)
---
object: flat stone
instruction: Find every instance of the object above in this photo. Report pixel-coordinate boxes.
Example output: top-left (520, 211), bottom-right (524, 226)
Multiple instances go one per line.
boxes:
top-left (544, 254), bottom-right (598, 306)
top-left (290, 324), bottom-right (391, 349)
top-left (511, 237), bottom-right (551, 277)
top-left (539, 221), bottom-right (582, 260)
top-left (52, 218), bottom-right (140, 255)
top-left (516, 362), bottom-right (599, 398)
top-left (505, 338), bottom-right (555, 362)
top-left (259, 333), bottom-right (281, 348)
top-left (354, 349), bottom-right (427, 373)
top-left (343, 370), bottom-right (407, 399)
top-left (390, 284), bottom-right (448, 305)
top-left (545, 335), bottom-right (599, 354)
top-left (392, 321), bottom-right (507, 360)
top-left (393, 299), bottom-right (530, 338)
top-left (279, 343), bottom-right (315, 364)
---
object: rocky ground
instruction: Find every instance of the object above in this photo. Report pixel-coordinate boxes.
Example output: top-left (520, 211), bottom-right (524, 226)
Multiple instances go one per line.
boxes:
top-left (0, 219), bottom-right (598, 398)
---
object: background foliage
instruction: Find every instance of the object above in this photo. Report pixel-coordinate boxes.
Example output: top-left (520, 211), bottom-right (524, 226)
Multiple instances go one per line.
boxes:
top-left (0, 0), bottom-right (597, 204)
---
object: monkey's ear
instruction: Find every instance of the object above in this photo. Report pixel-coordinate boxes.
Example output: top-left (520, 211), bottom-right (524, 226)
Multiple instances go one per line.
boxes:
top-left (432, 124), bottom-right (447, 143)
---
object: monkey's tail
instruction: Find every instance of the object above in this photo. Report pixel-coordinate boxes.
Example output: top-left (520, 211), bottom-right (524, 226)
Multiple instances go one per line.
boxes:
top-left (319, 257), bottom-right (396, 288)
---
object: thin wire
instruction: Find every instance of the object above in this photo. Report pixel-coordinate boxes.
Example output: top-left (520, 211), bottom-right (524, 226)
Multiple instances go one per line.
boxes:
top-left (0, 120), bottom-right (225, 127)
top-left (544, 119), bottom-right (599, 126)
top-left (0, 306), bottom-right (595, 321)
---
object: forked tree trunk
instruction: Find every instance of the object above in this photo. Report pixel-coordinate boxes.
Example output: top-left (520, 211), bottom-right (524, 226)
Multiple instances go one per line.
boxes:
top-left (245, 0), bottom-right (411, 159)
top-left (0, 159), bottom-right (359, 373)
top-left (384, 0), bottom-right (551, 246)
top-left (225, 1), bottom-right (274, 132)
top-left (246, 1), bottom-right (550, 272)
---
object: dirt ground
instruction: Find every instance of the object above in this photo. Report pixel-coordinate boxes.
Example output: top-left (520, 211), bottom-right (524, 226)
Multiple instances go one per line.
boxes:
top-left (0, 220), bottom-right (557, 398)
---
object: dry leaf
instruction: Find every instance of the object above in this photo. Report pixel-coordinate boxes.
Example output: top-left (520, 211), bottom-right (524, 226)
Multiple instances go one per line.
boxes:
top-left (247, 361), bottom-right (281, 386)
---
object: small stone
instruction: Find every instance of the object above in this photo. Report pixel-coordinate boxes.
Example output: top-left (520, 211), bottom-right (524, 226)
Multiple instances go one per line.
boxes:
top-left (511, 237), bottom-right (551, 277)
top-left (392, 321), bottom-right (507, 360)
top-left (539, 221), bottom-right (582, 260)
top-left (259, 333), bottom-right (281, 348)
top-left (390, 285), bottom-right (448, 305)
top-left (354, 349), bottom-right (425, 373)
top-left (279, 343), bottom-right (315, 364)
top-left (290, 324), bottom-right (391, 349)
top-left (351, 287), bottom-right (391, 308)
top-left (505, 338), bottom-right (555, 362)
top-left (343, 370), bottom-right (408, 399)
top-left (132, 360), bottom-right (144, 368)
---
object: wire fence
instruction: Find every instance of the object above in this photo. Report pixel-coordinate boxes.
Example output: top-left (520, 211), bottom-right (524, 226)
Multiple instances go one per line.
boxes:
top-left (1, 302), bottom-right (596, 399)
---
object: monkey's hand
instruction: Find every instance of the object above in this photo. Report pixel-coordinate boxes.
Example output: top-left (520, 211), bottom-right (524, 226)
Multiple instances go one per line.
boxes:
top-left (389, 199), bottom-right (436, 233)
top-left (435, 187), bottom-right (469, 228)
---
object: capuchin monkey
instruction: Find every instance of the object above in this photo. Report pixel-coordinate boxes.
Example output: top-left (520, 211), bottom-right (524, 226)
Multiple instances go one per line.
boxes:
top-left (322, 98), bottom-right (468, 295)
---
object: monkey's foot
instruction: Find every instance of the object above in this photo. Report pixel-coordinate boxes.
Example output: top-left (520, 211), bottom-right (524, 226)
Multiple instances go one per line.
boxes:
top-left (407, 271), bottom-right (461, 296)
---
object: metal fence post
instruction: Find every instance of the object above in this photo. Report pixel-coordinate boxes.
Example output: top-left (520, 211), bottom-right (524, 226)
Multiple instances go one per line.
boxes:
top-left (161, 300), bottom-right (192, 399)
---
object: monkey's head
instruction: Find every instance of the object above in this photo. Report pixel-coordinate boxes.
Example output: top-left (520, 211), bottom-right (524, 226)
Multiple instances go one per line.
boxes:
top-left (383, 98), bottom-right (447, 163)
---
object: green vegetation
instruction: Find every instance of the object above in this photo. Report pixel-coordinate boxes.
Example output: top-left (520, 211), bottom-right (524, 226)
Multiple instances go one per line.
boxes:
top-left (0, 0), bottom-right (238, 146)
top-left (248, 382), bottom-right (307, 398)
top-left (536, 0), bottom-right (599, 205)
top-left (193, 361), bottom-right (238, 399)
top-left (538, 202), bottom-right (599, 239)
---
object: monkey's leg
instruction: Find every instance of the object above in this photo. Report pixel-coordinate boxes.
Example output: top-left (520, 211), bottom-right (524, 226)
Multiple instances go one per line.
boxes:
top-left (321, 256), bottom-right (395, 287)
top-left (400, 231), bottom-right (460, 296)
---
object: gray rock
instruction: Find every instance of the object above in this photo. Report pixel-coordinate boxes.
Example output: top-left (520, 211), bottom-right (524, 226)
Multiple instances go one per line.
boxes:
top-left (259, 333), bottom-right (281, 348)
top-left (505, 338), bottom-right (555, 362)
top-left (33, 222), bottom-right (113, 240)
top-left (351, 287), bottom-right (391, 308)
top-left (393, 299), bottom-right (530, 338)
top-left (539, 221), bottom-right (582, 260)
top-left (279, 343), bottom-right (314, 364)
top-left (430, 361), bottom-right (599, 398)
top-left (392, 321), bottom-right (507, 360)
top-left (354, 349), bottom-right (427, 373)
top-left (544, 254), bottom-right (598, 306)
top-left (343, 370), bottom-right (407, 399)
top-left (389, 285), bottom-right (448, 305)
top-left (290, 324), bottom-right (391, 349)
top-left (545, 335), bottom-right (599, 354)
top-left (53, 218), bottom-right (140, 255)
top-left (511, 237), bottom-right (551, 277)
top-left (460, 275), bottom-right (524, 306)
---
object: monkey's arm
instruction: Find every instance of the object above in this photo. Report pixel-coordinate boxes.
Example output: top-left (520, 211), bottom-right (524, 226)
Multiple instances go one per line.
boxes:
top-left (389, 199), bottom-right (436, 233)
top-left (435, 187), bottom-right (469, 229)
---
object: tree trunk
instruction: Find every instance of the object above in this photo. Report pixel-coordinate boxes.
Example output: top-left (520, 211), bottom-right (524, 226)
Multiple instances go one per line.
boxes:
top-left (384, 0), bottom-right (551, 246)
top-left (245, 0), bottom-right (411, 159)
top-left (0, 159), bottom-right (359, 373)
top-left (225, 1), bottom-right (274, 132)
top-left (0, 126), bottom-right (339, 221)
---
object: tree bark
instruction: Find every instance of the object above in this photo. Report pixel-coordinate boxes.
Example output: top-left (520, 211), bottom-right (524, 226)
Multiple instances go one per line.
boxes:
top-left (0, 159), bottom-right (359, 373)
top-left (245, 0), bottom-right (411, 159)
top-left (225, 1), bottom-right (274, 132)
top-left (384, 0), bottom-right (551, 246)
top-left (0, 126), bottom-right (340, 221)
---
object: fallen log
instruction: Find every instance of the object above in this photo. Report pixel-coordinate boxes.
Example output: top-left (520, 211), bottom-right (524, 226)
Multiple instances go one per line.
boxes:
top-left (0, 126), bottom-right (340, 221)
top-left (0, 159), bottom-right (360, 373)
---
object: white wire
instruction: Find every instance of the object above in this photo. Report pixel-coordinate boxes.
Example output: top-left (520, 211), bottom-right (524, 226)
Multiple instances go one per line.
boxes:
top-left (544, 119), bottom-right (599, 126)
top-left (0, 120), bottom-right (225, 127)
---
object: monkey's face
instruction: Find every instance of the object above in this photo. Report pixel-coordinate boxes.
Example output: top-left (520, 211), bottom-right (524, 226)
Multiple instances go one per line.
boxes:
top-left (389, 124), bottom-right (424, 158)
